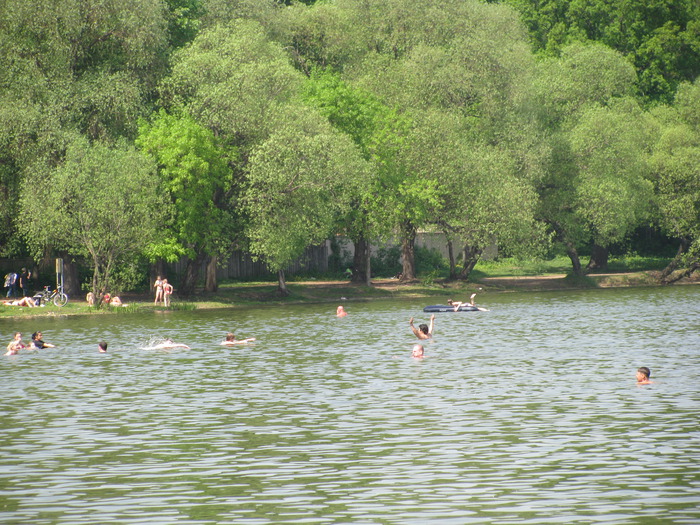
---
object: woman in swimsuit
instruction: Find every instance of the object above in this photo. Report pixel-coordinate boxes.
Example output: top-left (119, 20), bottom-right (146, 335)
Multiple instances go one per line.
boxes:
top-left (154, 276), bottom-right (164, 306)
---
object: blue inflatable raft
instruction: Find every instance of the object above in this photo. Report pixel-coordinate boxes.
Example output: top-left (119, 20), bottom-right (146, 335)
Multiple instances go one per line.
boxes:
top-left (423, 304), bottom-right (480, 312)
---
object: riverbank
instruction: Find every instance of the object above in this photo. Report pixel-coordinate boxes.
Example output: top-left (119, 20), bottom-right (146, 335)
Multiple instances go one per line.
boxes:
top-left (2, 268), bottom-right (697, 319)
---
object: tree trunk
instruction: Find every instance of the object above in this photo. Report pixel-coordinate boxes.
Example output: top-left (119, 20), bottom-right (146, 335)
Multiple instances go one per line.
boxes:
top-left (205, 255), bottom-right (218, 292)
top-left (400, 222), bottom-right (417, 282)
top-left (660, 239), bottom-right (690, 280)
top-left (548, 220), bottom-right (585, 276)
top-left (447, 239), bottom-right (458, 280)
top-left (565, 241), bottom-right (584, 276)
top-left (458, 245), bottom-right (482, 280)
top-left (661, 259), bottom-right (700, 284)
top-left (352, 236), bottom-right (369, 283)
top-left (365, 242), bottom-right (372, 287)
top-left (587, 244), bottom-right (609, 271)
top-left (277, 269), bottom-right (289, 296)
top-left (180, 254), bottom-right (204, 296)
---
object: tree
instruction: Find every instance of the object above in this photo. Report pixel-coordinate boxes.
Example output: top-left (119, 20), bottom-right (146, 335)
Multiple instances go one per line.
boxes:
top-left (243, 107), bottom-right (370, 295)
top-left (0, 0), bottom-right (171, 257)
top-left (568, 100), bottom-right (655, 271)
top-left (404, 110), bottom-right (544, 280)
top-left (503, 0), bottom-right (700, 104)
top-left (533, 43), bottom-right (645, 275)
top-left (18, 137), bottom-right (167, 301)
top-left (136, 110), bottom-right (234, 295)
top-left (160, 20), bottom-right (304, 148)
top-left (650, 80), bottom-right (700, 282)
top-left (301, 69), bottom-right (407, 284)
top-left (349, 1), bottom-right (542, 280)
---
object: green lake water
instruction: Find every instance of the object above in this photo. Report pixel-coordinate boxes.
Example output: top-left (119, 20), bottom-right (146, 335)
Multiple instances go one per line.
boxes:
top-left (1, 285), bottom-right (699, 523)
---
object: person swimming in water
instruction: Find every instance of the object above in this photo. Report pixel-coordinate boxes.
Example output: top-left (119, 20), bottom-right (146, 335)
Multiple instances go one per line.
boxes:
top-left (30, 331), bottom-right (56, 349)
top-left (5, 332), bottom-right (26, 355)
top-left (336, 305), bottom-right (348, 317)
top-left (220, 332), bottom-right (256, 345)
top-left (410, 314), bottom-right (435, 340)
top-left (636, 366), bottom-right (653, 384)
top-left (412, 344), bottom-right (425, 359)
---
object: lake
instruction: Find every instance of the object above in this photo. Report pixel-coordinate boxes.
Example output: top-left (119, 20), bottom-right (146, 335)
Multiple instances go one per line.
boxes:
top-left (1, 285), bottom-right (699, 524)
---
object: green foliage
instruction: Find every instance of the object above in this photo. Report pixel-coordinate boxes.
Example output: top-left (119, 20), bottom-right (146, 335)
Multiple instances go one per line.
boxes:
top-left (160, 20), bottom-right (304, 147)
top-left (136, 110), bottom-right (234, 262)
top-left (505, 0), bottom-right (700, 104)
top-left (371, 246), bottom-right (402, 277)
top-left (165, 0), bottom-right (205, 49)
top-left (649, 80), bottom-right (700, 255)
top-left (569, 99), bottom-right (655, 246)
top-left (243, 107), bottom-right (370, 273)
top-left (18, 137), bottom-right (167, 295)
top-left (415, 246), bottom-right (449, 275)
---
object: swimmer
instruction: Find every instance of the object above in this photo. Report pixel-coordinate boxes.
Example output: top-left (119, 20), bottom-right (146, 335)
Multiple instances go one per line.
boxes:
top-left (336, 305), bottom-right (348, 317)
top-left (410, 314), bottom-right (435, 340)
top-left (98, 341), bottom-right (108, 353)
top-left (636, 366), bottom-right (653, 385)
top-left (5, 332), bottom-right (26, 355)
top-left (30, 331), bottom-right (56, 349)
top-left (146, 338), bottom-right (190, 350)
top-left (412, 344), bottom-right (425, 359)
top-left (220, 332), bottom-right (256, 345)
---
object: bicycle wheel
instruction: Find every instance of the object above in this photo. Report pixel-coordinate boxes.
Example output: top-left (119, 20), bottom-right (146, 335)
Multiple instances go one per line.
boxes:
top-left (53, 292), bottom-right (68, 307)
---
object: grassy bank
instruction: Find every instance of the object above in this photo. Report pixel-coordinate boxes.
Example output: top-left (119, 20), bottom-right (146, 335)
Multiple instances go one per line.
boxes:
top-left (1, 255), bottom-right (692, 319)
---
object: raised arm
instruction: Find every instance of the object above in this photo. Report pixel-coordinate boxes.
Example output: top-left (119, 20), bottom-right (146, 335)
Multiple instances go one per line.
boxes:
top-left (428, 314), bottom-right (435, 335)
top-left (409, 317), bottom-right (420, 337)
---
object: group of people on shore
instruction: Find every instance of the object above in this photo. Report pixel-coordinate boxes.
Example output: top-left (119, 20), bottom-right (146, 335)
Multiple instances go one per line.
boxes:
top-left (153, 276), bottom-right (173, 307)
top-left (86, 292), bottom-right (125, 307)
top-left (3, 268), bottom-right (31, 298)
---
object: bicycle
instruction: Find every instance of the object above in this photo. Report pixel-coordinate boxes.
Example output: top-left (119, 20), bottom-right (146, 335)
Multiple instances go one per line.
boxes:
top-left (36, 285), bottom-right (69, 307)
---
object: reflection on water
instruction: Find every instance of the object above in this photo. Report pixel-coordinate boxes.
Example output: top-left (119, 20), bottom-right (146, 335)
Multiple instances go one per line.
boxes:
top-left (1, 286), bottom-right (699, 523)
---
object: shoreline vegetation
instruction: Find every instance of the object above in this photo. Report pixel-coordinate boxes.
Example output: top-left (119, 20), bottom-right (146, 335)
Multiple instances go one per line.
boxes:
top-left (2, 256), bottom-right (697, 319)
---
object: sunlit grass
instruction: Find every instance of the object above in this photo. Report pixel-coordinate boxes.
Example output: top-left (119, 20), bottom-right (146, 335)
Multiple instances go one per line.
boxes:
top-left (471, 256), bottom-right (573, 279)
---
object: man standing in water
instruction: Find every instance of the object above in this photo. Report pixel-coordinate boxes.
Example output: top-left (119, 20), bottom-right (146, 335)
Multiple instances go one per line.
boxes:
top-left (410, 314), bottom-right (435, 340)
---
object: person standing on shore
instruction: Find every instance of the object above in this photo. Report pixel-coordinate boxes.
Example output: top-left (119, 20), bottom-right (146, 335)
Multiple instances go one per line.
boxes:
top-left (18, 268), bottom-right (31, 297)
top-left (4, 271), bottom-right (17, 298)
top-left (163, 279), bottom-right (173, 307)
top-left (154, 275), bottom-right (164, 306)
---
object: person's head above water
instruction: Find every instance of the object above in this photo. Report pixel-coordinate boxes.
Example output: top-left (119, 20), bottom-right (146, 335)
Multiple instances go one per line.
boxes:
top-left (636, 366), bottom-right (651, 383)
top-left (418, 324), bottom-right (429, 334)
top-left (412, 344), bottom-right (425, 358)
top-left (336, 305), bottom-right (347, 317)
top-left (225, 332), bottom-right (235, 341)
